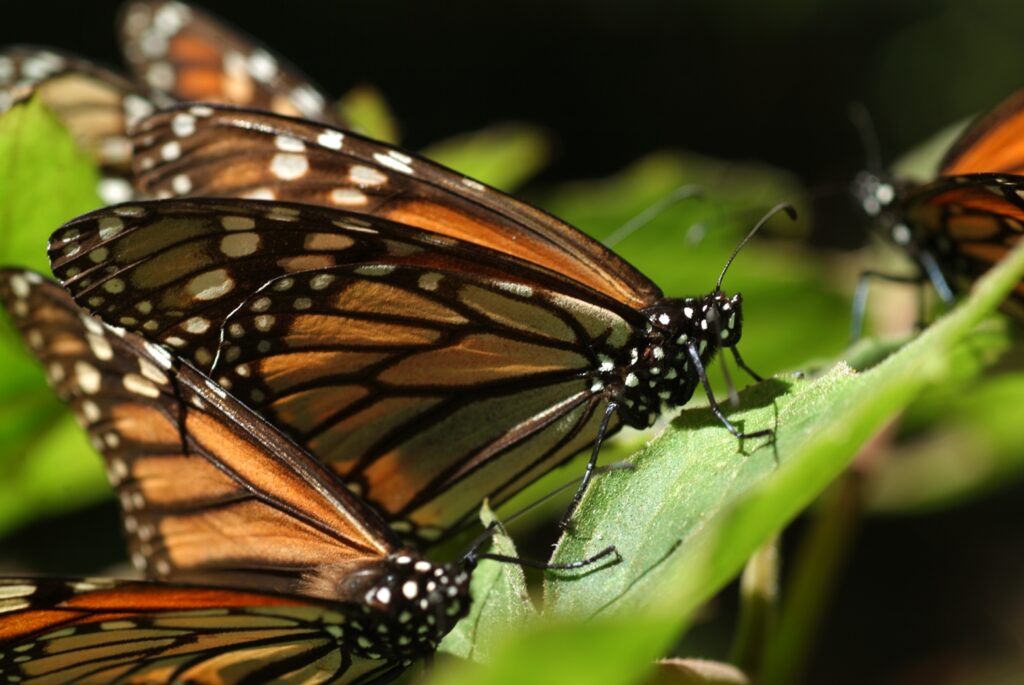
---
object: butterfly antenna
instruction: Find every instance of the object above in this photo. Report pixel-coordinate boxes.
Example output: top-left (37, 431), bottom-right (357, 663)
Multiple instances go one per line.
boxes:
top-left (849, 102), bottom-right (884, 174)
top-left (604, 184), bottom-right (704, 248)
top-left (716, 203), bottom-right (798, 293)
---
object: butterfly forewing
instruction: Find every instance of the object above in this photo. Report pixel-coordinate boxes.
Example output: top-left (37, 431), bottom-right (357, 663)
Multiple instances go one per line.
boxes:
top-left (119, 1), bottom-right (342, 126)
top-left (939, 89), bottom-right (1024, 175)
top-left (47, 200), bottom-right (636, 540)
top-left (130, 104), bottom-right (657, 308)
top-left (0, 577), bottom-right (404, 685)
top-left (0, 269), bottom-right (399, 596)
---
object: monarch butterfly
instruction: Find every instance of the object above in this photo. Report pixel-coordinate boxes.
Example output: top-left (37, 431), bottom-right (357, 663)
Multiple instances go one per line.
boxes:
top-left (0, 1), bottom-right (342, 203)
top-left (851, 89), bottom-right (1024, 336)
top-left (0, 577), bottom-right (426, 684)
top-left (0, 269), bottom-right (613, 683)
top-left (49, 99), bottom-right (782, 544)
top-left (0, 268), bottom-right (476, 596)
top-left (0, 268), bottom-right (475, 683)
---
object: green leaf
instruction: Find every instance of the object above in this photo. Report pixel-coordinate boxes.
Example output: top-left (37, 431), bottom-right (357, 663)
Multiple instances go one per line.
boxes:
top-left (0, 97), bottom-right (105, 536)
top-left (0, 97), bottom-right (101, 270)
top-left (336, 85), bottom-right (400, 145)
top-left (440, 504), bottom-right (535, 661)
top-left (422, 123), bottom-right (551, 192)
top-left (431, 614), bottom-right (671, 685)
top-left (867, 365), bottom-right (1024, 514)
top-left (533, 238), bottom-right (1024, 650)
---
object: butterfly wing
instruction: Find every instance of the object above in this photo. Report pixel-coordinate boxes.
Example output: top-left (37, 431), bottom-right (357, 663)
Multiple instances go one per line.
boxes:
top-left (901, 174), bottom-right (1024, 302)
top-left (119, 1), bottom-right (342, 126)
top-left (939, 89), bottom-right (1024, 175)
top-left (0, 577), bottom-right (403, 685)
top-left (0, 47), bottom-right (166, 203)
top-left (130, 104), bottom-right (659, 308)
top-left (48, 199), bottom-right (635, 541)
top-left (0, 269), bottom-right (400, 597)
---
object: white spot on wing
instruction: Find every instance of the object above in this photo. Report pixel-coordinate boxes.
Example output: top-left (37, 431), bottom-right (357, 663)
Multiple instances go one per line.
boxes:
top-left (270, 153), bottom-right (309, 180)
top-left (373, 151), bottom-right (413, 174)
top-left (318, 130), bottom-right (344, 150)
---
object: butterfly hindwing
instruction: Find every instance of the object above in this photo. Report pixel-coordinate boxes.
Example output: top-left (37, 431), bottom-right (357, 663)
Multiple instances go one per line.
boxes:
top-left (0, 577), bottom-right (405, 685)
top-left (901, 174), bottom-right (1024, 299)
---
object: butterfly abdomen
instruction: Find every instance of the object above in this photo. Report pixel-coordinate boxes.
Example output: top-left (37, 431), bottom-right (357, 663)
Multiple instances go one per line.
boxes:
top-left (328, 554), bottom-right (471, 659)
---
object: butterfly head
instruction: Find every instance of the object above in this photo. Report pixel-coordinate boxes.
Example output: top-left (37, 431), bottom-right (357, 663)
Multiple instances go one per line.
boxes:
top-left (342, 552), bottom-right (471, 658)
top-left (852, 170), bottom-right (914, 237)
top-left (703, 291), bottom-right (744, 348)
top-left (853, 170), bottom-right (898, 218)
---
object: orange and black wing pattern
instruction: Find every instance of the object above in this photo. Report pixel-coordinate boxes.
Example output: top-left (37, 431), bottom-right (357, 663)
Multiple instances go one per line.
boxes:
top-left (0, 577), bottom-right (405, 684)
top-left (129, 104), bottom-right (659, 309)
top-left (119, 1), bottom-right (343, 126)
top-left (0, 268), bottom-right (399, 597)
top-left (900, 175), bottom-right (1024, 302)
top-left (874, 87), bottom-right (1024, 308)
top-left (47, 200), bottom-right (637, 542)
top-left (938, 89), bottom-right (1024, 176)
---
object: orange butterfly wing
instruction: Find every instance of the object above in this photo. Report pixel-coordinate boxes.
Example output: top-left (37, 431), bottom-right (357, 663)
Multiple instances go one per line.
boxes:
top-left (130, 104), bottom-right (659, 309)
top-left (0, 577), bottom-right (403, 684)
top-left (940, 89), bottom-right (1024, 175)
top-left (48, 201), bottom-right (632, 541)
top-left (902, 177), bottom-right (1024, 300)
top-left (0, 269), bottom-right (399, 598)
top-left (119, 1), bottom-right (342, 126)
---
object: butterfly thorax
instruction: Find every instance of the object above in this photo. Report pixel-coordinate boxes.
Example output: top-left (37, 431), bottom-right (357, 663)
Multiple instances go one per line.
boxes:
top-left (614, 292), bottom-right (742, 429)
top-left (336, 553), bottom-right (470, 660)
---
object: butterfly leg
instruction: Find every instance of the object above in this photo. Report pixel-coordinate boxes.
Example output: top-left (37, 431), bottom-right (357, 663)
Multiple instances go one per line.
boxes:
top-left (557, 401), bottom-right (618, 532)
top-left (479, 544), bottom-right (619, 571)
top-left (731, 347), bottom-right (764, 383)
top-left (466, 520), bottom-right (618, 571)
top-left (850, 270), bottom-right (927, 342)
top-left (687, 343), bottom-right (772, 440)
top-left (917, 251), bottom-right (955, 305)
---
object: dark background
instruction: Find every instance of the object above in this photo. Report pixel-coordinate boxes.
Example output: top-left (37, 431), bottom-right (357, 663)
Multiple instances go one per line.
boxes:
top-left (6, 0), bottom-right (1024, 220)
top-left (5, 3), bottom-right (1024, 684)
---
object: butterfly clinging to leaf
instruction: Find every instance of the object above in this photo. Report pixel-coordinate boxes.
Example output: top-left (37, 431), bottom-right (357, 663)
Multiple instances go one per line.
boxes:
top-left (50, 104), bottom-right (783, 542)
top-left (852, 90), bottom-right (1024, 335)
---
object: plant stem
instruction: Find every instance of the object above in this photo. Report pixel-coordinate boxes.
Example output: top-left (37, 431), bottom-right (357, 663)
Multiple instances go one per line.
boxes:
top-left (729, 536), bottom-right (780, 673)
top-left (759, 474), bottom-right (863, 685)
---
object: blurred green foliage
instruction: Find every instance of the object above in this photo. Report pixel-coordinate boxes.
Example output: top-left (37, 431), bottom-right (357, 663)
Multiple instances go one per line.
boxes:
top-left (0, 99), bottom-right (107, 538)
